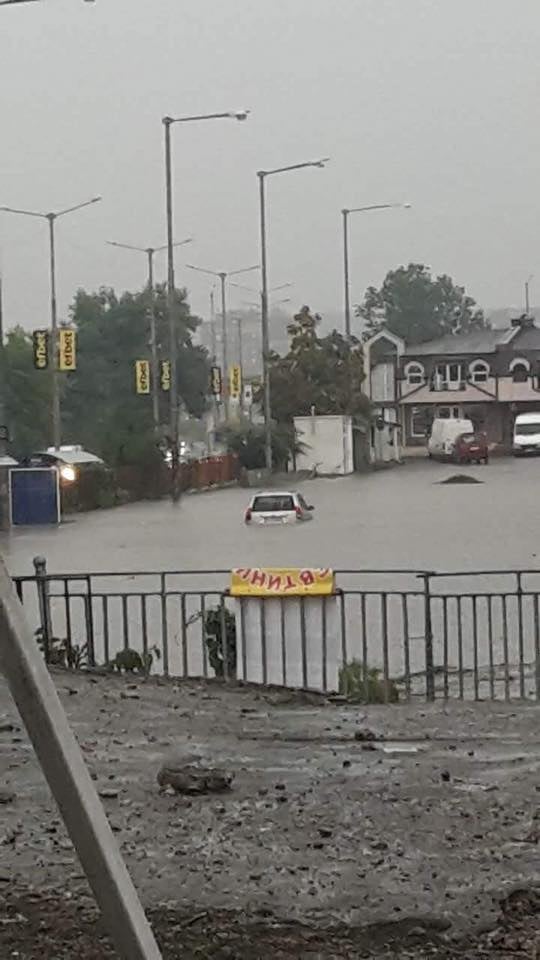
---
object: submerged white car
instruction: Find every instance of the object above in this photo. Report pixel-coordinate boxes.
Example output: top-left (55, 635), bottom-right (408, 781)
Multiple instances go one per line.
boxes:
top-left (244, 490), bottom-right (314, 525)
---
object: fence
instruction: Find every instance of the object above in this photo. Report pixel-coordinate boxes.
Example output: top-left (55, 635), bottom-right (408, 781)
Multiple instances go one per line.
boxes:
top-left (13, 561), bottom-right (540, 702)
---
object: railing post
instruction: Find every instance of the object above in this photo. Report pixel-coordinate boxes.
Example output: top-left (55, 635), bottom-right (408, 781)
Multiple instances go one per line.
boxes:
top-left (420, 572), bottom-right (435, 701)
top-left (33, 555), bottom-right (52, 663)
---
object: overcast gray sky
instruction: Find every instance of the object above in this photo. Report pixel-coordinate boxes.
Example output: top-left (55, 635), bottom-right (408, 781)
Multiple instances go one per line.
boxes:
top-left (1, 0), bottom-right (539, 336)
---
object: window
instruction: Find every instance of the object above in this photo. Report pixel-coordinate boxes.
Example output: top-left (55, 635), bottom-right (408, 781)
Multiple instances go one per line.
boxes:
top-left (510, 358), bottom-right (530, 383)
top-left (432, 363), bottom-right (463, 391)
top-left (436, 405), bottom-right (462, 419)
top-left (404, 362), bottom-right (424, 386)
top-left (251, 495), bottom-right (294, 513)
top-left (469, 360), bottom-right (489, 384)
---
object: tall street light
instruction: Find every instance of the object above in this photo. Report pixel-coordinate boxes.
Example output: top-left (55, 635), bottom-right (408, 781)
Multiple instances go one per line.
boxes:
top-left (185, 262), bottom-right (259, 417)
top-left (1, 196), bottom-right (102, 449)
top-left (257, 159), bottom-right (329, 472)
top-left (162, 110), bottom-right (249, 497)
top-left (342, 202), bottom-right (411, 338)
top-left (106, 237), bottom-right (192, 432)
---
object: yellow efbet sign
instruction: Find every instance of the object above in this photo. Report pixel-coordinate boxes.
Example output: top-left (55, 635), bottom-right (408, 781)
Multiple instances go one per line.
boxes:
top-left (229, 364), bottom-right (242, 400)
top-left (135, 360), bottom-right (150, 394)
top-left (58, 328), bottom-right (76, 371)
top-left (32, 329), bottom-right (49, 370)
top-left (231, 567), bottom-right (335, 597)
top-left (160, 359), bottom-right (171, 392)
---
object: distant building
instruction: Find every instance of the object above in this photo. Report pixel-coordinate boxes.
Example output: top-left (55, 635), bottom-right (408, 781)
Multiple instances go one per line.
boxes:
top-left (399, 315), bottom-right (540, 448)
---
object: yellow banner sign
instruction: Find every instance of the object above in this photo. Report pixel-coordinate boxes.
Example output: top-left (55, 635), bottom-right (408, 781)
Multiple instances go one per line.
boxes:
top-left (32, 330), bottom-right (49, 370)
top-left (231, 567), bottom-right (335, 597)
top-left (229, 364), bottom-right (242, 399)
top-left (160, 359), bottom-right (171, 392)
top-left (135, 360), bottom-right (150, 394)
top-left (210, 365), bottom-right (222, 397)
top-left (58, 328), bottom-right (76, 371)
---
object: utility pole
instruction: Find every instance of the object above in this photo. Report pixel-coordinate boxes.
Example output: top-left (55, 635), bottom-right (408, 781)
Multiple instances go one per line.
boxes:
top-left (146, 249), bottom-right (159, 432)
top-left (47, 214), bottom-right (61, 450)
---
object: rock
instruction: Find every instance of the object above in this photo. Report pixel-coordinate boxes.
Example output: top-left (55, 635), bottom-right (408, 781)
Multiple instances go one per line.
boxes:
top-left (157, 761), bottom-right (233, 795)
top-left (0, 789), bottom-right (16, 805)
top-left (98, 788), bottom-right (120, 800)
top-left (120, 691), bottom-right (140, 701)
top-left (354, 728), bottom-right (377, 742)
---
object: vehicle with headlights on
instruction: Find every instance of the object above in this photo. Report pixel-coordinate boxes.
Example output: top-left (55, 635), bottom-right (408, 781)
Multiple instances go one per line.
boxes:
top-left (23, 445), bottom-right (105, 486)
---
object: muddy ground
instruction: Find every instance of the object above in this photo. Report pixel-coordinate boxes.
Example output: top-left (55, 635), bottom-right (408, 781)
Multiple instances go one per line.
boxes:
top-left (0, 670), bottom-right (539, 958)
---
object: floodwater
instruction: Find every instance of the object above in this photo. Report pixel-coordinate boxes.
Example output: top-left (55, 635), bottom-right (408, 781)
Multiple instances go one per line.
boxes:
top-left (2, 455), bottom-right (538, 577)
top-left (2, 456), bottom-right (539, 692)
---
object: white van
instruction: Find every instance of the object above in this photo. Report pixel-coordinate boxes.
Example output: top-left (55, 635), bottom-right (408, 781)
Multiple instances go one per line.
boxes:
top-left (428, 417), bottom-right (474, 460)
top-left (513, 412), bottom-right (540, 455)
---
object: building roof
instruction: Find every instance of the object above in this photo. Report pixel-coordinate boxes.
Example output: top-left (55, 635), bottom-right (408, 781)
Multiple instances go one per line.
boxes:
top-left (403, 329), bottom-right (507, 357)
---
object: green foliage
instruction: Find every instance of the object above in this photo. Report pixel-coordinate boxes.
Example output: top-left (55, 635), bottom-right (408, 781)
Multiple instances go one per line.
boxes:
top-left (338, 659), bottom-right (399, 703)
top-left (35, 628), bottom-right (88, 669)
top-left (204, 607), bottom-right (237, 678)
top-left (266, 305), bottom-right (368, 424)
top-left (107, 646), bottom-right (161, 676)
top-left (219, 421), bottom-right (300, 470)
top-left (357, 263), bottom-right (487, 345)
top-left (61, 284), bottom-right (210, 467)
top-left (1, 327), bottom-right (53, 457)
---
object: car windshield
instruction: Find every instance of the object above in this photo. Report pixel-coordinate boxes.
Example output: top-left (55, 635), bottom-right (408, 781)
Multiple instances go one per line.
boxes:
top-left (252, 495), bottom-right (295, 513)
top-left (515, 422), bottom-right (540, 436)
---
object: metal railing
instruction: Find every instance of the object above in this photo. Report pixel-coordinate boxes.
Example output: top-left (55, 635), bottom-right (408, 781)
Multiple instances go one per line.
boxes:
top-left (12, 560), bottom-right (540, 702)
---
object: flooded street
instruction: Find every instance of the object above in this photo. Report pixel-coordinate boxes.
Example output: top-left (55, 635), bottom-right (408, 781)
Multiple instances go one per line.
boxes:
top-left (2, 456), bottom-right (540, 577)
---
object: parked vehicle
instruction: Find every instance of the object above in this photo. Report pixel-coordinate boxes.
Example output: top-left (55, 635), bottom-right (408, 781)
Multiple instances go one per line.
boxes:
top-left (245, 491), bottom-right (314, 525)
top-left (23, 445), bottom-right (106, 486)
top-left (513, 412), bottom-right (540, 456)
top-left (427, 417), bottom-right (474, 460)
top-left (453, 431), bottom-right (489, 465)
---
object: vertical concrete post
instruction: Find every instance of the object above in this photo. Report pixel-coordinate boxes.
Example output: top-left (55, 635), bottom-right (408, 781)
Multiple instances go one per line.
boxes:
top-left (0, 557), bottom-right (162, 960)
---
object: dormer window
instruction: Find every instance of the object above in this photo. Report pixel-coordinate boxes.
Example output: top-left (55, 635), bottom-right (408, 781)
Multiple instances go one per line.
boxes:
top-left (404, 362), bottom-right (424, 386)
top-left (469, 360), bottom-right (490, 384)
top-left (510, 358), bottom-right (530, 383)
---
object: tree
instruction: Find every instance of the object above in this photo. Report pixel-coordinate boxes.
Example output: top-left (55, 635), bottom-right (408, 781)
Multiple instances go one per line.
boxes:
top-left (62, 283), bottom-right (209, 466)
top-left (357, 263), bottom-right (487, 345)
top-left (266, 305), bottom-right (368, 424)
top-left (0, 327), bottom-right (53, 456)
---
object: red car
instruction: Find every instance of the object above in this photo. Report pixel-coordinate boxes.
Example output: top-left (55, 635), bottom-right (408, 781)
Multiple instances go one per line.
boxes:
top-left (454, 431), bottom-right (489, 465)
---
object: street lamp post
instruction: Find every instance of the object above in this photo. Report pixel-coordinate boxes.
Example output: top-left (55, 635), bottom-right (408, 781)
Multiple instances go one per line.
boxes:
top-left (106, 237), bottom-right (192, 432)
top-left (342, 202), bottom-right (411, 338)
top-left (185, 262), bottom-right (259, 418)
top-left (162, 110), bottom-right (248, 499)
top-left (1, 197), bottom-right (102, 449)
top-left (257, 160), bottom-right (329, 472)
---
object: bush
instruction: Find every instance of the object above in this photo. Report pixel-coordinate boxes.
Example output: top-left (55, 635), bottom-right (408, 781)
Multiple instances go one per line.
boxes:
top-left (204, 606), bottom-right (237, 678)
top-left (338, 659), bottom-right (399, 703)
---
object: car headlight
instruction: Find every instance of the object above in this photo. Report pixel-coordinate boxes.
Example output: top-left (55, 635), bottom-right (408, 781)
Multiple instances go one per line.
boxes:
top-left (60, 465), bottom-right (77, 483)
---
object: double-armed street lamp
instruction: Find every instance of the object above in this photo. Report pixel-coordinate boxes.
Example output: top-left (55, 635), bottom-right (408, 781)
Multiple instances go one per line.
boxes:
top-left (0, 196), bottom-right (102, 449)
top-left (257, 159), bottom-right (329, 471)
top-left (185, 262), bottom-right (259, 417)
top-left (162, 110), bottom-right (249, 495)
top-left (106, 237), bottom-right (192, 432)
top-left (342, 202), bottom-right (411, 338)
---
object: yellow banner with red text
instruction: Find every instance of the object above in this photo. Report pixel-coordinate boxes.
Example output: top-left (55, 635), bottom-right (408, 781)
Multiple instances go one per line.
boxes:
top-left (230, 567), bottom-right (335, 597)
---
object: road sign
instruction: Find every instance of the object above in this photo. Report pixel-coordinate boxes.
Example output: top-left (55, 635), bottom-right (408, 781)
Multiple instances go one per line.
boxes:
top-left (135, 360), bottom-right (150, 394)
top-left (58, 328), bottom-right (77, 371)
top-left (160, 360), bottom-right (171, 392)
top-left (229, 364), bottom-right (242, 399)
top-left (210, 365), bottom-right (222, 397)
top-left (32, 330), bottom-right (49, 369)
